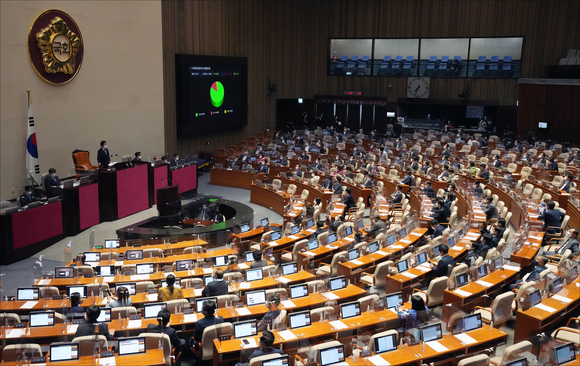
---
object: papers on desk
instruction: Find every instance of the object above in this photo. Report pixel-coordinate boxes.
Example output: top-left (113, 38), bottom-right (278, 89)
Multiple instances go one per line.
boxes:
top-left (306, 228), bottom-right (316, 233)
top-left (534, 304), bottom-right (557, 313)
top-left (103, 276), bottom-right (115, 283)
top-left (464, 234), bottom-right (479, 239)
top-left (100, 356), bottom-right (116, 366)
top-left (503, 265), bottom-right (521, 272)
top-left (203, 268), bottom-right (213, 274)
top-left (276, 277), bottom-right (291, 284)
top-left (376, 250), bottom-right (388, 256)
top-left (329, 320), bottom-right (348, 330)
top-left (450, 245), bottom-right (463, 251)
top-left (551, 295), bottom-right (572, 303)
top-left (410, 232), bottom-right (422, 236)
top-left (101, 298), bottom-right (108, 305)
top-left (86, 262), bottom-right (99, 267)
top-left (241, 338), bottom-right (258, 349)
top-left (400, 239), bottom-right (412, 244)
top-left (343, 237), bottom-right (355, 242)
top-left (400, 272), bottom-right (417, 278)
top-left (236, 308), bottom-right (252, 316)
top-left (131, 274), bottom-right (149, 281)
top-left (475, 280), bottom-right (493, 288)
top-left (281, 300), bottom-right (296, 308)
top-left (37, 279), bottom-right (51, 286)
top-left (453, 289), bottom-right (472, 297)
top-left (268, 241), bottom-right (279, 246)
top-left (350, 259), bottom-right (364, 265)
top-left (239, 282), bottom-right (251, 289)
top-left (6, 328), bottom-right (26, 338)
top-left (525, 241), bottom-right (540, 247)
top-left (67, 324), bottom-right (79, 334)
top-left (278, 329), bottom-right (297, 340)
top-left (528, 235), bottom-right (542, 240)
top-left (366, 355), bottom-right (390, 366)
top-left (184, 313), bottom-right (197, 323)
top-left (326, 245), bottom-right (338, 250)
top-left (390, 245), bottom-right (404, 249)
top-left (20, 301), bottom-right (38, 309)
top-left (114, 261), bottom-right (124, 266)
top-left (426, 340), bottom-right (449, 352)
top-left (303, 251), bottom-right (316, 256)
top-left (416, 265), bottom-right (431, 272)
top-left (194, 289), bottom-right (203, 296)
top-left (454, 333), bottom-right (477, 345)
top-left (323, 292), bottom-right (339, 300)
top-left (146, 294), bottom-right (158, 301)
top-left (127, 319), bottom-right (142, 329)
top-left (238, 263), bottom-right (249, 270)
top-left (288, 235), bottom-right (300, 240)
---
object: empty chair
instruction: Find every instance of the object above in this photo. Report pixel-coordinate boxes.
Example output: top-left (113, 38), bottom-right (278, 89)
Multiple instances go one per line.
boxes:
top-left (136, 281), bottom-right (155, 293)
top-left (166, 299), bottom-right (191, 313)
top-left (551, 317), bottom-right (580, 345)
top-left (73, 266), bottom-right (94, 277)
top-left (72, 335), bottom-right (109, 356)
top-left (2, 344), bottom-right (43, 362)
top-left (489, 340), bottom-right (532, 365)
top-left (193, 322), bottom-right (233, 361)
top-left (457, 354), bottom-right (490, 366)
top-left (358, 294), bottom-right (380, 310)
top-left (86, 283), bottom-right (110, 297)
top-left (39, 286), bottom-right (60, 298)
top-left (474, 292), bottom-right (515, 326)
top-left (316, 251), bottom-right (347, 276)
top-left (143, 248), bottom-right (163, 258)
top-left (0, 313), bottom-right (21, 326)
top-left (311, 306), bottom-right (335, 322)
top-left (139, 333), bottom-right (172, 366)
top-left (111, 306), bottom-right (138, 319)
top-left (181, 278), bottom-right (203, 288)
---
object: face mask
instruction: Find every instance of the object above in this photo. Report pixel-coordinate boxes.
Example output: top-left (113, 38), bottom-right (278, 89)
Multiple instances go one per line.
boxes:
top-left (50, 174), bottom-right (56, 178)
top-left (103, 145), bottom-right (108, 149)
top-left (26, 191), bottom-right (32, 196)
top-left (138, 156), bottom-right (142, 160)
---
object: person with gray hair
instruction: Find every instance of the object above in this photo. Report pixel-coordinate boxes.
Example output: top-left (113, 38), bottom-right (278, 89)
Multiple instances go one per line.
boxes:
top-left (543, 228), bottom-right (580, 256)
top-left (366, 213), bottom-right (386, 238)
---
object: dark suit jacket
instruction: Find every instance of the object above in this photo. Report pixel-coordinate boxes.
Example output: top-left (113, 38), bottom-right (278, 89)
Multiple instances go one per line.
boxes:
top-left (97, 148), bottom-right (110, 167)
top-left (479, 169), bottom-right (490, 181)
top-left (390, 191), bottom-right (403, 204)
top-left (147, 323), bottom-right (183, 349)
top-left (257, 164), bottom-right (269, 174)
top-left (538, 209), bottom-right (565, 232)
top-left (333, 182), bottom-right (343, 195)
top-left (201, 279), bottom-right (229, 297)
top-left (19, 193), bottom-right (38, 207)
top-left (312, 228), bottom-right (326, 239)
top-left (343, 193), bottom-right (356, 212)
top-left (249, 347), bottom-right (284, 361)
top-left (313, 163), bottom-right (323, 170)
top-left (433, 205), bottom-right (451, 225)
top-left (251, 259), bottom-right (268, 269)
top-left (484, 204), bottom-right (499, 222)
top-left (547, 161), bottom-right (558, 171)
top-left (527, 264), bottom-right (548, 283)
top-left (328, 219), bottom-right (342, 233)
top-left (490, 234), bottom-right (502, 248)
top-left (170, 158), bottom-right (180, 167)
top-left (433, 255), bottom-right (454, 277)
top-left (193, 314), bottom-right (223, 343)
top-left (44, 175), bottom-right (60, 189)
top-left (423, 186), bottom-right (436, 199)
top-left (364, 178), bottom-right (375, 189)
top-left (561, 180), bottom-right (573, 192)
top-left (75, 320), bottom-right (113, 341)
top-left (493, 160), bottom-right (502, 169)
top-left (440, 149), bottom-right (451, 157)
top-left (401, 175), bottom-right (415, 186)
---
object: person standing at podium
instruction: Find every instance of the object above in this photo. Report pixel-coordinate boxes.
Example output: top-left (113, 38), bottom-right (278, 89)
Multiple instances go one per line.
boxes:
top-left (97, 140), bottom-right (110, 167)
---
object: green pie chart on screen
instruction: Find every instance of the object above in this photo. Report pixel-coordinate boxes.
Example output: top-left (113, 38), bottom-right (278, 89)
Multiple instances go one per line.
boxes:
top-left (210, 81), bottom-right (225, 107)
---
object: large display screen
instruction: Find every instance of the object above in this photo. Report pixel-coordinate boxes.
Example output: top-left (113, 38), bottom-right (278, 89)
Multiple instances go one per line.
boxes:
top-left (175, 54), bottom-right (247, 136)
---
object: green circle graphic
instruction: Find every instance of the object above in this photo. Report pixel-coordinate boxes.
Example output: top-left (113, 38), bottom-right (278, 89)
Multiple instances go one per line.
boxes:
top-left (210, 81), bottom-right (225, 107)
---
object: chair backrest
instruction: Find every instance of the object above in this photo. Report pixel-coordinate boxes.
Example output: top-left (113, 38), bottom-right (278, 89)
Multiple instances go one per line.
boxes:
top-left (491, 292), bottom-right (515, 325)
top-left (72, 150), bottom-right (96, 171)
top-left (457, 354), bottom-right (490, 366)
top-left (86, 283), bottom-right (110, 297)
top-left (73, 266), bottom-right (94, 277)
top-left (182, 278), bottom-right (203, 288)
top-left (514, 280), bottom-right (537, 310)
top-left (39, 286), bottom-right (60, 298)
top-left (500, 340), bottom-right (533, 363)
top-left (300, 189), bottom-right (309, 200)
top-left (272, 310), bottom-right (287, 329)
top-left (448, 264), bottom-right (468, 287)
top-left (372, 261), bottom-right (393, 288)
top-left (359, 294), bottom-right (379, 311)
top-left (368, 330), bottom-right (398, 354)
top-left (166, 299), bottom-right (191, 313)
top-left (143, 248), bottom-right (163, 258)
top-left (200, 322), bottom-right (233, 360)
top-left (426, 276), bottom-right (448, 307)
top-left (2, 344), bottom-right (43, 362)
top-left (223, 272), bottom-right (242, 282)
top-left (216, 294), bottom-right (240, 308)
top-left (139, 333), bottom-right (171, 366)
top-left (249, 354), bottom-right (287, 366)
top-left (72, 335), bottom-right (109, 357)
top-left (111, 306), bottom-right (137, 319)
top-left (287, 184), bottom-right (297, 195)
top-left (0, 313), bottom-right (21, 325)
top-left (310, 306), bottom-right (335, 322)
top-left (136, 281), bottom-right (155, 293)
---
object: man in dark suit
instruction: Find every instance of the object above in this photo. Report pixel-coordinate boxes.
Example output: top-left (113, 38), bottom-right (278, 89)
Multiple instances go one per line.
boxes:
top-left (426, 219), bottom-right (445, 240)
top-left (389, 185), bottom-right (403, 206)
top-left (251, 250), bottom-right (268, 269)
top-left (490, 226), bottom-right (502, 248)
top-left (474, 233), bottom-right (493, 258)
top-left (256, 161), bottom-right (269, 174)
top-left (440, 144), bottom-right (451, 158)
top-left (44, 168), bottom-right (63, 199)
top-left (293, 164), bottom-right (303, 178)
top-left (343, 188), bottom-right (356, 213)
top-left (228, 157), bottom-right (239, 169)
top-left (547, 158), bottom-right (558, 171)
top-left (132, 152), bottom-right (142, 162)
top-left (478, 164), bottom-right (490, 182)
top-left (483, 197), bottom-right (499, 223)
top-left (333, 176), bottom-right (343, 195)
top-left (423, 181), bottom-right (436, 200)
top-left (400, 170), bottom-right (415, 186)
top-left (432, 199), bottom-right (451, 226)
top-left (97, 140), bottom-right (110, 167)
top-left (192, 300), bottom-right (222, 344)
top-left (410, 157), bottom-right (419, 171)
top-left (508, 256), bottom-right (548, 290)
top-left (505, 171), bottom-right (515, 186)
top-left (492, 155), bottom-right (502, 169)
top-left (248, 331), bottom-right (283, 361)
top-left (313, 158), bottom-right (323, 171)
top-left (202, 269), bottom-right (229, 297)
top-left (543, 228), bottom-right (580, 256)
top-left (431, 244), bottom-right (453, 277)
top-left (19, 185), bottom-right (39, 207)
top-left (75, 305), bottom-right (114, 341)
top-left (538, 201), bottom-right (565, 233)
top-left (366, 213), bottom-right (386, 237)
top-left (363, 172), bottom-right (376, 189)
top-left (327, 215), bottom-right (344, 233)
top-left (560, 174), bottom-right (574, 193)
top-left (147, 308), bottom-right (186, 350)
top-left (170, 153), bottom-right (180, 167)
top-left (311, 221), bottom-right (326, 239)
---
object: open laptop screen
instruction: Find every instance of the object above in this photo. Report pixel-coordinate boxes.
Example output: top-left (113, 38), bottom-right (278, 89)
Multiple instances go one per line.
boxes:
top-left (105, 239), bottom-right (120, 249)
top-left (368, 241), bottom-right (379, 254)
top-left (386, 234), bottom-right (396, 246)
top-left (246, 290), bottom-right (266, 306)
top-left (136, 263), bottom-right (155, 275)
top-left (282, 262), bottom-right (298, 276)
top-left (344, 226), bottom-right (353, 237)
top-left (144, 303), bottom-right (167, 319)
top-left (246, 268), bottom-right (263, 282)
top-left (455, 273), bottom-right (469, 288)
top-left (49, 344), bottom-right (79, 362)
top-left (271, 231), bottom-right (282, 241)
top-left (291, 226), bottom-right (300, 235)
top-left (320, 345), bottom-right (345, 366)
top-left (30, 311), bottom-right (55, 327)
top-left (66, 285), bottom-right (87, 298)
top-left (17, 288), bottom-right (39, 301)
top-left (288, 310), bottom-right (311, 330)
top-left (176, 259), bottom-right (193, 271)
top-left (505, 358), bottom-right (528, 366)
top-left (233, 320), bottom-right (257, 339)
top-left (462, 313), bottom-right (482, 332)
top-left (240, 223), bottom-right (251, 233)
top-left (196, 297), bottom-right (217, 313)
top-left (399, 227), bottom-right (407, 238)
top-left (374, 333), bottom-right (397, 354)
top-left (55, 267), bottom-right (74, 278)
top-left (327, 233), bottom-right (338, 244)
top-left (125, 250), bottom-right (143, 260)
top-left (348, 248), bottom-right (360, 261)
top-left (97, 308), bottom-right (111, 322)
top-left (245, 251), bottom-right (255, 262)
top-left (416, 252), bottom-right (428, 265)
top-left (262, 355), bottom-right (290, 366)
top-left (306, 219), bottom-right (314, 228)
top-left (213, 255), bottom-right (228, 267)
top-left (396, 259), bottom-right (409, 273)
top-left (96, 265), bottom-right (115, 277)
top-left (289, 284), bottom-right (308, 299)
top-left (329, 276), bottom-right (346, 291)
top-left (340, 301), bottom-right (361, 319)
top-left (421, 323), bottom-right (443, 342)
top-left (308, 239), bottom-right (319, 250)
top-left (385, 292), bottom-right (404, 310)
top-left (555, 342), bottom-right (576, 365)
top-left (118, 337), bottom-right (146, 356)
top-left (116, 283), bottom-right (136, 296)
top-left (83, 252), bottom-right (101, 262)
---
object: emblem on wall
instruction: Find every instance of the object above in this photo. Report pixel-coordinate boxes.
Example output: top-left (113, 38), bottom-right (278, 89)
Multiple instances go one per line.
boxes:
top-left (28, 9), bottom-right (84, 85)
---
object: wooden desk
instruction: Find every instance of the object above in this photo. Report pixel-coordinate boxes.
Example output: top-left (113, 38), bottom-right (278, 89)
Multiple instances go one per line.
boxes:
top-left (91, 239), bottom-right (207, 254)
top-left (279, 177), bottom-right (333, 210)
top-left (250, 184), bottom-right (289, 217)
top-left (210, 168), bottom-right (263, 189)
top-left (1, 350), bottom-right (166, 366)
top-left (510, 232), bottom-right (544, 268)
top-left (514, 278), bottom-right (580, 343)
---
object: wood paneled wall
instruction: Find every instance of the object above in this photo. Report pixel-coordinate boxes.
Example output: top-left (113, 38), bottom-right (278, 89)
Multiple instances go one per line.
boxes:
top-left (162, 0), bottom-right (580, 156)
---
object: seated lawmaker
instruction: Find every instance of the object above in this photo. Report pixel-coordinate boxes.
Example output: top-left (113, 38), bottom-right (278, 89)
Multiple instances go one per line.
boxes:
top-left (431, 244), bottom-right (454, 277)
top-left (105, 286), bottom-right (132, 308)
top-left (75, 305), bottom-right (114, 340)
top-left (538, 201), bottom-right (565, 233)
top-left (158, 274), bottom-right (184, 302)
top-left (192, 300), bottom-right (223, 345)
top-left (19, 185), bottom-right (39, 207)
top-left (560, 174), bottom-right (574, 193)
top-left (257, 294), bottom-right (281, 331)
top-left (132, 152), bottom-right (142, 162)
top-left (366, 213), bottom-right (386, 238)
top-left (44, 168), bottom-right (63, 199)
top-left (423, 181), bottom-right (436, 200)
top-left (400, 170), bottom-right (415, 186)
top-left (508, 256), bottom-right (548, 290)
top-left (202, 269), bottom-right (229, 297)
top-left (397, 294), bottom-right (429, 328)
top-left (251, 250), bottom-right (268, 269)
top-left (170, 153), bottom-right (180, 167)
top-left (343, 187), bottom-right (356, 213)
top-left (148, 308), bottom-right (186, 350)
top-left (248, 331), bottom-right (283, 360)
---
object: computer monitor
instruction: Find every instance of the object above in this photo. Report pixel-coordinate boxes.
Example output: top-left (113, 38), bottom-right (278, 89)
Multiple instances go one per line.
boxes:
top-left (306, 219), bottom-right (315, 229)
top-left (55, 267), bottom-right (74, 278)
top-left (288, 310), bottom-right (311, 330)
top-left (455, 273), bottom-right (469, 288)
top-left (245, 251), bottom-right (255, 262)
top-left (344, 226), bottom-right (353, 237)
top-left (271, 231), bottom-right (282, 241)
top-left (116, 283), bottom-right (136, 296)
top-left (552, 277), bottom-right (564, 294)
top-left (16, 287), bottom-right (39, 301)
top-left (291, 226), bottom-right (300, 235)
top-left (83, 252), bottom-right (101, 262)
top-left (260, 218), bottom-right (269, 227)
top-left (196, 297), bottom-right (217, 313)
top-left (144, 303), bottom-right (167, 319)
top-left (528, 289), bottom-right (542, 308)
top-left (462, 313), bottom-right (482, 332)
top-left (348, 248), bottom-right (360, 261)
top-left (505, 358), bottom-right (528, 366)
top-left (385, 292), bottom-right (404, 310)
top-left (374, 333), bottom-right (397, 354)
top-left (421, 323), bottom-right (443, 342)
top-left (233, 320), bottom-right (258, 339)
top-left (176, 259), bottom-right (194, 271)
top-left (96, 265), bottom-right (115, 277)
top-left (432, 245), bottom-right (441, 257)
top-left (554, 342), bottom-right (576, 365)
top-left (125, 250), bottom-right (143, 260)
top-left (368, 241), bottom-right (380, 254)
top-left (240, 223), bottom-right (251, 233)
top-left (357, 220), bottom-right (364, 230)
top-left (494, 256), bottom-right (504, 270)
top-left (49, 343), bottom-right (79, 362)
top-left (203, 275), bottom-right (213, 286)
top-left (161, 278), bottom-right (181, 288)
top-left (458, 229), bottom-right (464, 239)
top-left (476, 264), bottom-right (488, 278)
top-left (327, 233), bottom-right (337, 244)
top-left (281, 262), bottom-right (298, 276)
top-left (104, 239), bottom-right (120, 249)
top-left (213, 255), bottom-right (228, 267)
top-left (396, 259), bottom-right (409, 273)
top-left (399, 227), bottom-right (407, 238)
top-left (308, 239), bottom-right (319, 251)
top-left (118, 337), bottom-right (146, 356)
top-left (97, 308), bottom-right (111, 322)
top-left (386, 234), bottom-right (396, 246)
top-left (246, 268), bottom-right (263, 282)
top-left (136, 263), bottom-right (155, 275)
top-left (29, 311), bottom-right (55, 327)
top-left (66, 285), bottom-right (87, 298)
top-left (246, 290), bottom-right (266, 306)
top-left (320, 345), bottom-right (345, 366)
top-left (340, 301), bottom-right (361, 319)
top-left (329, 276), bottom-right (346, 291)
top-left (289, 284), bottom-right (309, 299)
top-left (262, 355), bottom-right (290, 366)
top-left (447, 236), bottom-right (455, 247)
top-left (408, 220), bottom-right (416, 232)
top-left (416, 252), bottom-right (428, 265)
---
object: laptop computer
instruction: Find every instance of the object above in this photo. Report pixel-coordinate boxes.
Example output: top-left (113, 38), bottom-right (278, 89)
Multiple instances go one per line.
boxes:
top-left (144, 303), bottom-right (167, 319)
top-left (196, 297), bottom-right (217, 313)
top-left (289, 284), bottom-right (309, 299)
top-left (97, 308), bottom-right (111, 322)
top-left (374, 333), bottom-right (397, 354)
top-left (386, 234), bottom-right (396, 246)
top-left (29, 311), bottom-right (55, 327)
top-left (213, 255), bottom-right (228, 267)
top-left (319, 344), bottom-right (347, 366)
top-left (290, 226), bottom-right (300, 235)
top-left (385, 292), bottom-right (404, 310)
top-left (262, 355), bottom-right (290, 366)
top-left (281, 262), bottom-right (298, 276)
top-left (554, 342), bottom-right (576, 365)
top-left (396, 259), bottom-right (409, 273)
top-left (408, 221), bottom-right (416, 232)
top-left (116, 283), bottom-right (136, 296)
top-left (528, 289), bottom-right (542, 308)
top-left (95, 265), bottom-right (115, 277)
top-left (305, 218), bottom-right (315, 229)
top-left (125, 250), bottom-right (143, 260)
top-left (246, 290), bottom-right (267, 306)
top-left (240, 223), bottom-right (251, 233)
top-left (271, 231), bottom-right (282, 241)
top-left (327, 233), bottom-right (338, 245)
top-left (399, 227), bottom-right (407, 238)
top-left (415, 252), bottom-right (428, 266)
top-left (344, 226), bottom-right (353, 237)
top-left (348, 248), bottom-right (360, 261)
top-left (136, 263), bottom-right (155, 275)
top-left (329, 276), bottom-right (346, 291)
top-left (421, 323), bottom-right (443, 342)
top-left (505, 358), bottom-right (528, 366)
top-left (83, 252), bottom-right (101, 262)
top-left (447, 236), bottom-right (455, 247)
top-left (118, 337), bottom-right (146, 356)
top-left (55, 267), bottom-right (74, 278)
top-left (176, 259), bottom-right (194, 271)
top-left (476, 264), bottom-right (488, 279)
top-left (551, 276), bottom-right (564, 294)
top-left (66, 285), bottom-right (87, 298)
top-left (245, 251), bottom-right (255, 262)
top-left (308, 239), bottom-right (319, 251)
top-left (233, 320), bottom-right (258, 339)
top-left (246, 268), bottom-right (263, 282)
top-left (340, 301), bottom-right (361, 319)
top-left (368, 241), bottom-right (380, 254)
top-left (288, 310), bottom-right (311, 330)
top-left (49, 343), bottom-right (79, 362)
top-left (461, 313), bottom-right (482, 332)
top-left (455, 273), bottom-right (469, 288)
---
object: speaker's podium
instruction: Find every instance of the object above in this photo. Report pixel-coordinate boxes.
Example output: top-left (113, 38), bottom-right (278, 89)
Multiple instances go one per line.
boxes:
top-left (98, 162), bottom-right (151, 221)
top-left (156, 185), bottom-right (181, 226)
